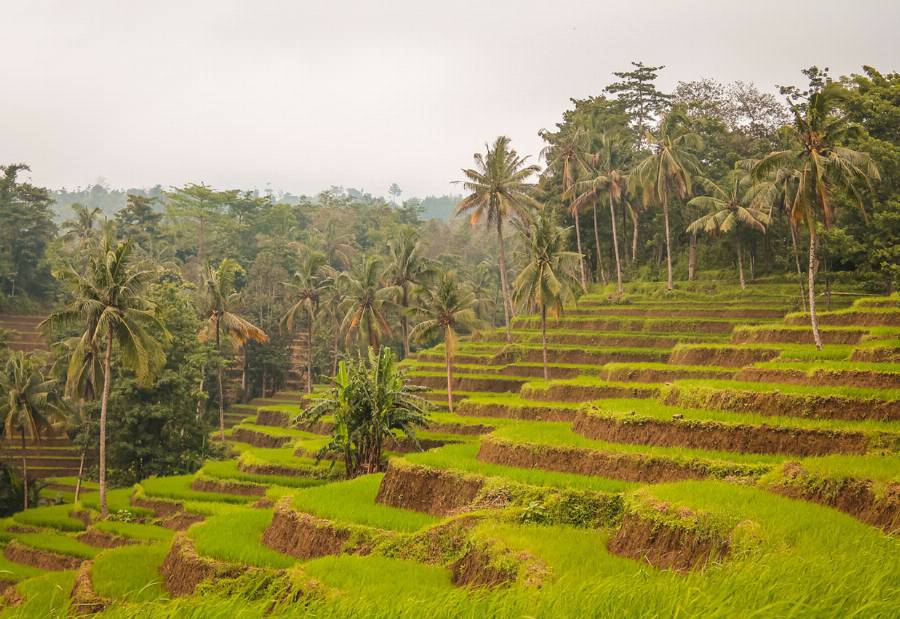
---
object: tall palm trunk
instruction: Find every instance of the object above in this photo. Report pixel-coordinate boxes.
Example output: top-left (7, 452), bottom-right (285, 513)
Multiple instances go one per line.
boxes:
top-left (591, 201), bottom-right (608, 285)
top-left (790, 222), bottom-right (807, 312)
top-left (20, 430), bottom-right (28, 511)
top-left (401, 285), bottom-right (410, 358)
top-left (609, 194), bottom-right (623, 293)
top-left (444, 330), bottom-right (454, 413)
top-left (332, 316), bottom-right (340, 376)
top-left (240, 348), bottom-right (248, 402)
top-left (688, 233), bottom-right (697, 281)
top-left (307, 314), bottom-right (314, 394)
top-left (807, 222), bottom-right (823, 350)
top-left (736, 238), bottom-right (746, 290)
top-left (541, 305), bottom-right (549, 381)
top-left (216, 319), bottom-right (225, 441)
top-left (74, 449), bottom-right (86, 503)
top-left (572, 206), bottom-right (587, 291)
top-left (496, 218), bottom-right (513, 341)
top-left (99, 330), bottom-right (113, 518)
top-left (630, 207), bottom-right (639, 264)
top-left (662, 196), bottom-right (674, 290)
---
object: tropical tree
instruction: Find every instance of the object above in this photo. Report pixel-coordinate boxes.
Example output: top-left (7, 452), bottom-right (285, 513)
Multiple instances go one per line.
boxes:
top-left (338, 256), bottom-right (395, 351)
top-left (541, 127), bottom-right (590, 290)
top-left (198, 258), bottom-right (268, 440)
top-left (0, 352), bottom-right (65, 510)
top-left (386, 228), bottom-right (430, 357)
top-left (457, 136), bottom-right (541, 339)
top-left (512, 211), bottom-right (582, 380)
top-left (754, 83), bottom-right (879, 348)
top-left (43, 237), bottom-right (167, 518)
top-left (630, 106), bottom-right (703, 290)
top-left (573, 132), bottom-right (633, 292)
top-left (282, 250), bottom-right (328, 393)
top-left (61, 203), bottom-right (102, 249)
top-left (687, 168), bottom-right (771, 289)
top-left (409, 272), bottom-right (481, 412)
top-left (299, 347), bottom-right (431, 477)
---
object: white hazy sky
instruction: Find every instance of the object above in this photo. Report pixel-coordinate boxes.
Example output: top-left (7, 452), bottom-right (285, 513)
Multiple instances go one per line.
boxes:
top-left (2, 1), bottom-right (898, 198)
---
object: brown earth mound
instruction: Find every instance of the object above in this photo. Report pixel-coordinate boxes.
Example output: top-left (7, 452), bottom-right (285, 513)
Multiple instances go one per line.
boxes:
top-left (412, 374), bottom-right (526, 394)
top-left (456, 400), bottom-right (577, 422)
top-left (375, 462), bottom-right (483, 516)
top-left (608, 512), bottom-right (730, 571)
top-left (450, 543), bottom-right (519, 588)
top-left (229, 428), bottom-right (291, 448)
top-left (765, 462), bottom-right (900, 534)
top-left (663, 386), bottom-right (900, 422)
top-left (499, 364), bottom-right (583, 379)
top-left (254, 409), bottom-right (292, 427)
top-left (731, 328), bottom-right (864, 345)
top-left (603, 367), bottom-right (734, 383)
top-left (668, 346), bottom-right (779, 368)
top-left (786, 311), bottom-right (900, 327)
top-left (506, 348), bottom-right (668, 365)
top-left (131, 494), bottom-right (184, 518)
top-left (262, 499), bottom-right (380, 559)
top-left (162, 511), bottom-right (205, 531)
top-left (737, 367), bottom-right (900, 390)
top-left (3, 540), bottom-right (82, 571)
top-left (477, 437), bottom-right (762, 483)
top-left (69, 562), bottom-right (107, 616)
top-left (520, 382), bottom-right (657, 403)
top-left (77, 528), bottom-right (136, 549)
top-left (851, 346), bottom-right (900, 363)
top-left (425, 421), bottom-right (494, 435)
top-left (577, 412), bottom-right (868, 456)
top-left (237, 460), bottom-right (319, 478)
top-left (191, 476), bottom-right (266, 497)
top-left (160, 534), bottom-right (244, 596)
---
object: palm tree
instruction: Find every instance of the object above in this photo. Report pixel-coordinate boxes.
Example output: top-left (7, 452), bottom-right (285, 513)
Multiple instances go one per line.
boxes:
top-left (199, 258), bottom-right (268, 440)
top-left (300, 347), bottom-right (431, 477)
top-left (541, 127), bottom-right (591, 290)
top-left (457, 136), bottom-right (541, 340)
top-left (282, 251), bottom-right (328, 394)
top-left (410, 273), bottom-right (481, 412)
top-left (339, 256), bottom-right (395, 351)
top-left (630, 106), bottom-right (703, 290)
top-left (512, 211), bottom-right (582, 380)
top-left (573, 132), bottom-right (633, 293)
top-left (0, 352), bottom-right (65, 510)
top-left (687, 169), bottom-right (771, 289)
top-left (61, 203), bottom-right (102, 249)
top-left (386, 228), bottom-right (430, 358)
top-left (42, 237), bottom-right (167, 518)
top-left (754, 83), bottom-right (879, 349)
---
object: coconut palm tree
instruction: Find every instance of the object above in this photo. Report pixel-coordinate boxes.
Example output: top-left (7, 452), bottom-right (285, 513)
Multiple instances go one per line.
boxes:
top-left (0, 352), bottom-right (65, 510)
top-left (572, 132), bottom-right (633, 293)
top-left (282, 250), bottom-right (328, 394)
top-left (541, 127), bottom-right (591, 290)
top-left (199, 258), bottom-right (268, 440)
top-left (339, 256), bottom-right (396, 351)
top-left (42, 237), bottom-right (167, 518)
top-left (630, 106), bottom-right (703, 290)
top-left (687, 169), bottom-right (771, 289)
top-left (754, 83), bottom-right (879, 349)
top-left (512, 211), bottom-right (582, 380)
top-left (386, 228), bottom-right (430, 358)
top-left (457, 136), bottom-right (541, 340)
top-left (410, 272), bottom-right (481, 412)
top-left (61, 203), bottom-right (102, 249)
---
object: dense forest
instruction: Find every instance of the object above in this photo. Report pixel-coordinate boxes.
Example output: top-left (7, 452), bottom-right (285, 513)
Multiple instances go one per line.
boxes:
top-left (0, 62), bottom-right (897, 510)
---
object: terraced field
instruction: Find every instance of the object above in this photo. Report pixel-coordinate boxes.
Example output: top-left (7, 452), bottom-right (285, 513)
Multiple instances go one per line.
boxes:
top-left (1, 282), bottom-right (898, 617)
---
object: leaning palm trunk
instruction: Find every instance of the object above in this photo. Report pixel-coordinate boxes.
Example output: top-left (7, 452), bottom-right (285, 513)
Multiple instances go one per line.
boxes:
top-left (609, 195), bottom-right (623, 293)
top-left (444, 333), bottom-right (454, 413)
top-left (662, 197), bottom-right (674, 290)
top-left (306, 316), bottom-right (314, 394)
top-left (496, 219), bottom-right (513, 341)
top-left (790, 223), bottom-right (807, 312)
top-left (630, 207), bottom-right (639, 264)
top-left (99, 331), bottom-right (113, 518)
top-left (572, 207), bottom-right (588, 291)
top-left (688, 233), bottom-right (697, 281)
top-left (541, 305), bottom-right (549, 381)
top-left (736, 238), bottom-right (746, 290)
top-left (591, 201), bottom-right (608, 285)
top-left (74, 449), bottom-right (86, 503)
top-left (807, 222), bottom-right (823, 350)
top-left (216, 322), bottom-right (225, 441)
top-left (20, 430), bottom-right (28, 511)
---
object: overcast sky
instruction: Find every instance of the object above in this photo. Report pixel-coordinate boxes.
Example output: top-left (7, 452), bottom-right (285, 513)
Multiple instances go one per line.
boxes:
top-left (2, 1), bottom-right (898, 199)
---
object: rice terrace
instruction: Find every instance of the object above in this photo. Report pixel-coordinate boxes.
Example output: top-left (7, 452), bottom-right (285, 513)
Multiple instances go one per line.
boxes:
top-left (0, 2), bottom-right (898, 617)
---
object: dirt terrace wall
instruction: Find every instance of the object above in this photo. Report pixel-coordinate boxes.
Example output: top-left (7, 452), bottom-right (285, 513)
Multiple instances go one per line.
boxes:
top-left (262, 499), bottom-right (381, 560)
top-left (426, 421), bottom-right (494, 435)
top-left (3, 540), bottom-right (82, 571)
top-left (254, 409), bottom-right (292, 427)
top-left (456, 400), bottom-right (578, 422)
top-left (501, 348), bottom-right (668, 365)
top-left (608, 512), bottom-right (730, 571)
top-left (520, 382), bottom-right (658, 403)
top-left (668, 346), bottom-right (779, 368)
top-left (603, 367), bottom-right (734, 383)
top-left (230, 427), bottom-right (291, 448)
top-left (477, 436), bottom-right (766, 483)
top-left (160, 534), bottom-right (244, 596)
top-left (77, 528), bottom-right (136, 549)
top-left (737, 367), bottom-right (900, 390)
top-left (411, 374), bottom-right (526, 393)
top-left (662, 385), bottom-right (900, 422)
top-left (70, 562), bottom-right (107, 616)
top-left (765, 463), bottom-right (900, 534)
top-left (499, 364), bottom-right (583, 379)
top-left (851, 346), bottom-right (900, 363)
top-left (576, 412), bottom-right (868, 456)
top-left (191, 476), bottom-right (266, 497)
top-left (375, 462), bottom-right (483, 516)
top-left (514, 317), bottom-right (739, 334)
top-left (567, 307), bottom-right (786, 319)
top-left (785, 311), bottom-right (900, 327)
top-left (731, 328), bottom-right (864, 345)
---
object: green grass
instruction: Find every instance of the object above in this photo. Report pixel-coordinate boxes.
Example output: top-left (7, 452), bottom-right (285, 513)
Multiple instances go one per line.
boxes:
top-left (752, 359), bottom-right (900, 373)
top-left (91, 543), bottom-right (169, 602)
top-left (11, 504), bottom-right (85, 532)
top-left (188, 507), bottom-right (295, 568)
top-left (793, 453), bottom-right (900, 484)
top-left (201, 459), bottom-right (329, 488)
top-left (0, 571), bottom-right (73, 618)
top-left (402, 442), bottom-right (634, 493)
top-left (94, 521), bottom-right (175, 542)
top-left (14, 531), bottom-right (99, 559)
top-left (80, 487), bottom-right (153, 517)
top-left (138, 474), bottom-right (257, 504)
top-left (302, 555), bottom-right (453, 598)
top-left (0, 554), bottom-right (45, 582)
top-left (292, 475), bottom-right (437, 532)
